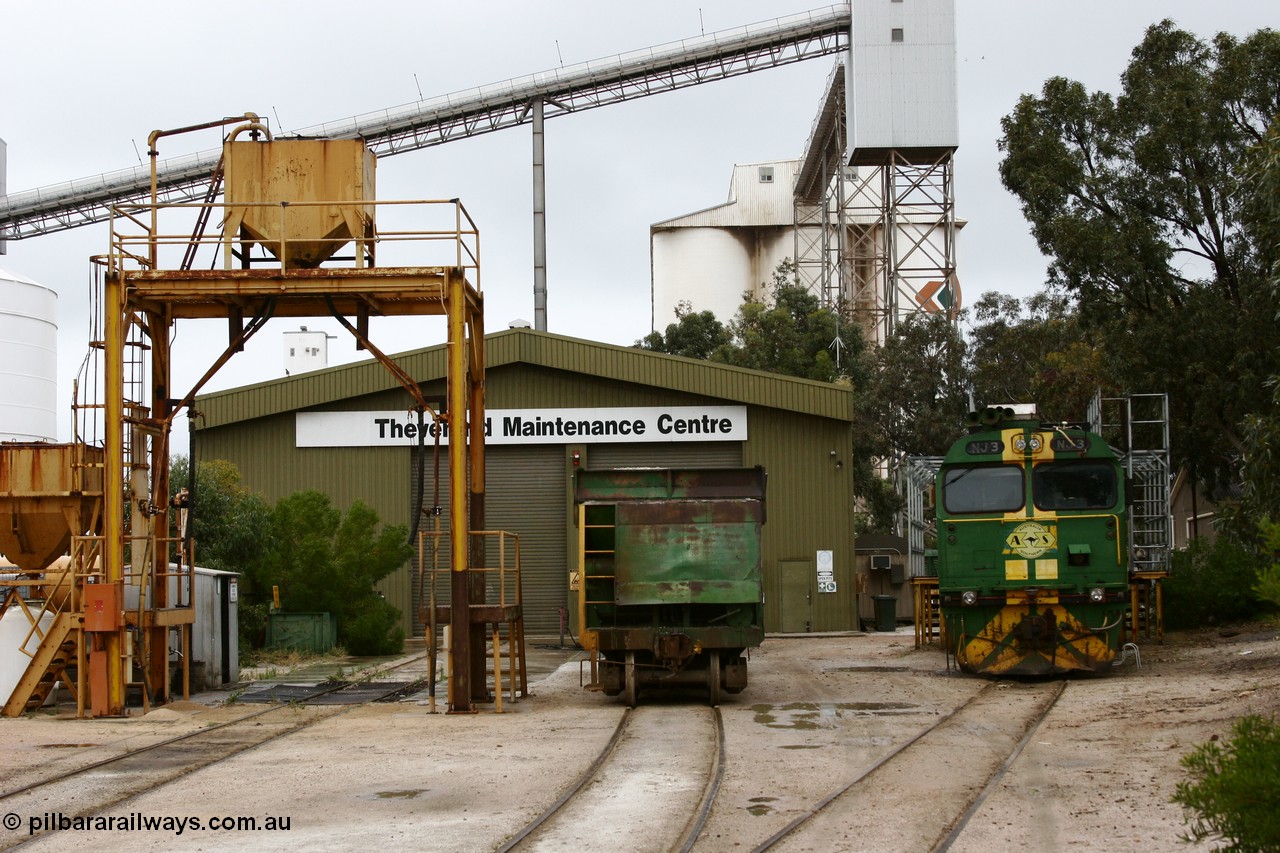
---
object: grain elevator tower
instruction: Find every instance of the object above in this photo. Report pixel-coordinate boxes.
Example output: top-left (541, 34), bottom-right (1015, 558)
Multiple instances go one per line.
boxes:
top-left (846, 0), bottom-right (959, 340)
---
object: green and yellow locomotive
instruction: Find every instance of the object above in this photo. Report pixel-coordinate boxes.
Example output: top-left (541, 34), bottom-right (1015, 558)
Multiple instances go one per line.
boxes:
top-left (935, 406), bottom-right (1130, 675)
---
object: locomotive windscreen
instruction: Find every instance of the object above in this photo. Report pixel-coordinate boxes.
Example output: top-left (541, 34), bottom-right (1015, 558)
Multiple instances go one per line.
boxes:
top-left (1031, 461), bottom-right (1118, 510)
top-left (942, 465), bottom-right (1023, 514)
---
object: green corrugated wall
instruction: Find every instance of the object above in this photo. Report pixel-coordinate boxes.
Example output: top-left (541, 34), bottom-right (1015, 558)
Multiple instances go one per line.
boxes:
top-left (194, 330), bottom-right (857, 635)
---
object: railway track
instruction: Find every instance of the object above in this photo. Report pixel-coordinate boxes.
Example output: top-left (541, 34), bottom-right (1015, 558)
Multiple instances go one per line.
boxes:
top-left (496, 703), bottom-right (725, 853)
top-left (749, 679), bottom-right (1068, 853)
top-left (0, 657), bottom-right (427, 852)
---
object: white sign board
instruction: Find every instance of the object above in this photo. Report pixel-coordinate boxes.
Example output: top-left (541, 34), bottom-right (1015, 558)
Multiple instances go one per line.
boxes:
top-left (296, 406), bottom-right (748, 448)
top-left (816, 549), bottom-right (836, 593)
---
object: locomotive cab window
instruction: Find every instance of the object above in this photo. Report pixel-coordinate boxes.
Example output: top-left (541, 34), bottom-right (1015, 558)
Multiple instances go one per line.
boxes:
top-left (942, 465), bottom-right (1024, 514)
top-left (1032, 461), bottom-right (1117, 510)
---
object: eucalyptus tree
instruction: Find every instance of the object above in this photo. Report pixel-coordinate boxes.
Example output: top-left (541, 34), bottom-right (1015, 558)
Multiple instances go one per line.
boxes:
top-left (998, 21), bottom-right (1280, 489)
top-left (965, 290), bottom-right (1113, 424)
top-left (636, 301), bottom-right (732, 361)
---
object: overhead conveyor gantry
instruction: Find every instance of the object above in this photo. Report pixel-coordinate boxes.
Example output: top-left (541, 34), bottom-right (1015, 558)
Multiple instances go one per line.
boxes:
top-left (0, 5), bottom-right (850, 243)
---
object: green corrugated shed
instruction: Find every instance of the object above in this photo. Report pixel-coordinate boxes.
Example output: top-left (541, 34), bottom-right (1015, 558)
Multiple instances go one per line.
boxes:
top-left (194, 328), bottom-right (858, 636)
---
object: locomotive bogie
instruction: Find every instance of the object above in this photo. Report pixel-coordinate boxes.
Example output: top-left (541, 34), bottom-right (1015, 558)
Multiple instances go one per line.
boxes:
top-left (594, 648), bottom-right (750, 697)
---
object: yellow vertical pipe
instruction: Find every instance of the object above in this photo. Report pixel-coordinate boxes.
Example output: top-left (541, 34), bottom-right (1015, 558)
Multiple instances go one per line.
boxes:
top-left (446, 269), bottom-right (471, 713)
top-left (102, 272), bottom-right (126, 716)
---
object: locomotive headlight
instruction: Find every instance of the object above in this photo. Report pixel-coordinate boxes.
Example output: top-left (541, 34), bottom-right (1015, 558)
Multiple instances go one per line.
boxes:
top-left (961, 590), bottom-right (978, 606)
top-left (1089, 587), bottom-right (1105, 603)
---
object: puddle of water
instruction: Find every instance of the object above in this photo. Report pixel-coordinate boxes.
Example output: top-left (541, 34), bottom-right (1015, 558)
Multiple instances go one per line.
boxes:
top-left (375, 790), bottom-right (424, 799)
top-left (750, 704), bottom-right (777, 725)
top-left (781, 744), bottom-right (820, 750)
top-left (752, 700), bottom-right (917, 728)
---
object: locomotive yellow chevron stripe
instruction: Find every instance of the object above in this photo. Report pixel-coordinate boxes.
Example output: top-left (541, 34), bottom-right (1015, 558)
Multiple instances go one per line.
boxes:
top-left (951, 603), bottom-right (1120, 675)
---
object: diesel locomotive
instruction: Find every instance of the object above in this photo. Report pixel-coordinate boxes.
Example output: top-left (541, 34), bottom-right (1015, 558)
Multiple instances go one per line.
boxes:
top-left (934, 406), bottom-right (1130, 675)
top-left (575, 466), bottom-right (766, 706)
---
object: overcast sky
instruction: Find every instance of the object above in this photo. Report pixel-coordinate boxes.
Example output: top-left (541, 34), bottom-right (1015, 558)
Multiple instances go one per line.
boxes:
top-left (1, 1), bottom-right (1273, 450)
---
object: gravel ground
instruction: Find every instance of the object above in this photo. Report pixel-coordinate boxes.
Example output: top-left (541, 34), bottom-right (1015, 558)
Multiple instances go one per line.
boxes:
top-left (1, 623), bottom-right (1276, 852)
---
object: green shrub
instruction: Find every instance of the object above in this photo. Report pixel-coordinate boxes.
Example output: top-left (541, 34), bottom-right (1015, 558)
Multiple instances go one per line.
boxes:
top-left (238, 602), bottom-right (269, 651)
top-left (258, 491), bottom-right (412, 655)
top-left (1255, 519), bottom-right (1280, 611)
top-left (1165, 538), bottom-right (1260, 629)
top-left (1173, 714), bottom-right (1280, 852)
top-left (341, 597), bottom-right (405, 657)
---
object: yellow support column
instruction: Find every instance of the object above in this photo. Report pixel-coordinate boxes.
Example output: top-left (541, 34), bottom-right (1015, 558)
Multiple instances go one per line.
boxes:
top-left (447, 268), bottom-right (472, 713)
top-left (100, 272), bottom-right (126, 717)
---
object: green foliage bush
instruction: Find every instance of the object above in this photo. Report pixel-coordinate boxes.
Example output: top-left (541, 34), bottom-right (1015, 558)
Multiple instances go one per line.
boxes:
top-left (1165, 538), bottom-right (1261, 629)
top-left (238, 602), bottom-right (269, 652)
top-left (247, 490), bottom-right (412, 656)
top-left (170, 456), bottom-right (273, 576)
top-left (1255, 564), bottom-right (1280, 612)
top-left (342, 597), bottom-right (406, 657)
top-left (1255, 519), bottom-right (1280, 612)
top-left (171, 460), bottom-right (417, 657)
top-left (1174, 714), bottom-right (1280, 852)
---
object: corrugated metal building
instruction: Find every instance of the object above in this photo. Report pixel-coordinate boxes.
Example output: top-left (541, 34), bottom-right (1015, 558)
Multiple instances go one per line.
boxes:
top-left (193, 328), bottom-right (857, 637)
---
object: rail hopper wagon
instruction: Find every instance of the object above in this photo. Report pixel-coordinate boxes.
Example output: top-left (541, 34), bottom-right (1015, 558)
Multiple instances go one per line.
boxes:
top-left (575, 466), bottom-right (766, 706)
top-left (935, 407), bottom-right (1130, 675)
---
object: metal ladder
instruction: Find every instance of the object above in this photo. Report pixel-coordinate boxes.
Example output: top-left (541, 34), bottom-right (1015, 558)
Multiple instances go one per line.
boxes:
top-left (1088, 392), bottom-right (1173, 574)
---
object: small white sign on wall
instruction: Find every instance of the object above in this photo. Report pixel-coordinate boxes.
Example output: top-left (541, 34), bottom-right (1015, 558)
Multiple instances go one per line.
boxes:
top-left (816, 550), bottom-right (836, 593)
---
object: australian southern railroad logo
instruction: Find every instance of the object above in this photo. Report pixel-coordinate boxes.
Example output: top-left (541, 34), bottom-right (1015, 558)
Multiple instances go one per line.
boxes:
top-left (1005, 521), bottom-right (1056, 558)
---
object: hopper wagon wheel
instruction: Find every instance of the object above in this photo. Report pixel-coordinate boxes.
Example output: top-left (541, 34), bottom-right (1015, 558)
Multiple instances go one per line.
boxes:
top-left (707, 650), bottom-right (721, 706)
top-left (624, 651), bottom-right (638, 708)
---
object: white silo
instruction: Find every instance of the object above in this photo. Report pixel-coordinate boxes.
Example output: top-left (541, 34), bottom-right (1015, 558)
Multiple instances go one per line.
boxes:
top-left (0, 268), bottom-right (58, 442)
top-left (651, 161), bottom-right (801, 329)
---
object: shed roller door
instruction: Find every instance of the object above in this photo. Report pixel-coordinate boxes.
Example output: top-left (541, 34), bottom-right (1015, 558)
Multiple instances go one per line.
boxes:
top-left (486, 445), bottom-right (566, 637)
top-left (411, 445), bottom-right (566, 638)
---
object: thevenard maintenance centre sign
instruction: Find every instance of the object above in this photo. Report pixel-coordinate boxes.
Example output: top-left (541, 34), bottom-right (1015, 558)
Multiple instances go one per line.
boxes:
top-left (296, 406), bottom-right (747, 447)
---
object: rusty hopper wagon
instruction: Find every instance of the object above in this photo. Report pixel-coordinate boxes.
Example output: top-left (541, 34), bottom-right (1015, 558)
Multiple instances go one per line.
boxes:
top-left (576, 466), bottom-right (766, 707)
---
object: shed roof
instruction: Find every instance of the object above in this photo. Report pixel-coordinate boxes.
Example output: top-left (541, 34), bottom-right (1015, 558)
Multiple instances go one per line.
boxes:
top-left (196, 327), bottom-right (853, 430)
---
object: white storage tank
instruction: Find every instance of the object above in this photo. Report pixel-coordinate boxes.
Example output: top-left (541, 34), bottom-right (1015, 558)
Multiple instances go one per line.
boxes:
top-left (652, 227), bottom-right (753, 326)
top-left (0, 268), bottom-right (57, 442)
top-left (0, 601), bottom-right (55, 709)
top-left (651, 162), bottom-right (802, 328)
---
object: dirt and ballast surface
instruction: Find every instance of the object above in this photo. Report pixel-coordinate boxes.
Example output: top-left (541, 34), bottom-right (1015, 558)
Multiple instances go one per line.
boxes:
top-left (0, 623), bottom-right (1276, 852)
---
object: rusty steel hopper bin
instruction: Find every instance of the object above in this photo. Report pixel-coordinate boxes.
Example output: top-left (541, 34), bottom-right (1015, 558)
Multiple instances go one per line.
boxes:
top-left (224, 138), bottom-right (376, 268)
top-left (0, 444), bottom-right (104, 572)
